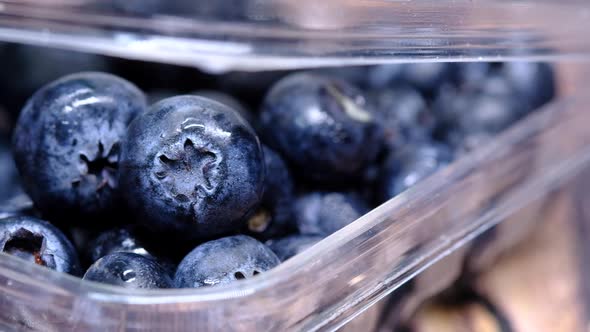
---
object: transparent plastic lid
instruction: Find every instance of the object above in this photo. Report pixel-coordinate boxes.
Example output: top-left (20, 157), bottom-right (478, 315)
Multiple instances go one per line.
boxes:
top-left (0, 0), bottom-right (589, 72)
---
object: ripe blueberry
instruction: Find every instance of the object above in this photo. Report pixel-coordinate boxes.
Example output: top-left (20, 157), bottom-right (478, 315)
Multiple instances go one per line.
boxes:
top-left (294, 191), bottom-right (369, 236)
top-left (266, 235), bottom-right (323, 262)
top-left (245, 145), bottom-right (295, 240)
top-left (259, 73), bottom-right (383, 181)
top-left (501, 62), bottom-right (556, 112)
top-left (367, 85), bottom-right (433, 147)
top-left (0, 138), bottom-right (23, 202)
top-left (378, 141), bottom-right (453, 202)
top-left (174, 235), bottom-right (280, 288)
top-left (120, 96), bottom-right (264, 240)
top-left (83, 252), bottom-right (171, 288)
top-left (0, 216), bottom-right (80, 274)
top-left (12, 72), bottom-right (147, 221)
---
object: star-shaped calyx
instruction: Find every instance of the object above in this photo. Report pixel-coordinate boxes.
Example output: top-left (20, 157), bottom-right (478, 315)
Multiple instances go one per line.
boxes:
top-left (153, 138), bottom-right (221, 204)
top-left (73, 141), bottom-right (119, 191)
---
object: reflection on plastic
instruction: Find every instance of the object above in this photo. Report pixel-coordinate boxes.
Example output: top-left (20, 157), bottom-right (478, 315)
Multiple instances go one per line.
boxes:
top-left (0, 1), bottom-right (588, 71)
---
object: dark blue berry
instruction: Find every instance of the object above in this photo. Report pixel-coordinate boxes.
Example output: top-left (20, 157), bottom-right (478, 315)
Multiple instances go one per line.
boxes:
top-left (433, 75), bottom-right (521, 140)
top-left (245, 145), bottom-right (295, 240)
top-left (259, 73), bottom-right (383, 181)
top-left (314, 66), bottom-right (371, 88)
top-left (454, 62), bottom-right (495, 89)
top-left (459, 93), bottom-right (521, 135)
top-left (88, 227), bottom-right (152, 262)
top-left (88, 226), bottom-right (177, 276)
top-left (459, 75), bottom-right (523, 135)
top-left (83, 252), bottom-right (172, 288)
top-left (0, 138), bottom-right (24, 202)
top-left (378, 142), bottom-right (453, 202)
top-left (370, 63), bottom-right (454, 93)
top-left (402, 63), bottom-right (454, 94)
top-left (266, 235), bottom-right (323, 261)
top-left (294, 191), bottom-right (369, 236)
top-left (120, 96), bottom-right (265, 240)
top-left (366, 64), bottom-right (405, 89)
top-left (174, 235), bottom-right (280, 288)
top-left (501, 62), bottom-right (556, 112)
top-left (0, 216), bottom-right (80, 274)
top-left (432, 83), bottom-right (462, 129)
top-left (367, 85), bottom-right (433, 147)
top-left (12, 72), bottom-right (147, 221)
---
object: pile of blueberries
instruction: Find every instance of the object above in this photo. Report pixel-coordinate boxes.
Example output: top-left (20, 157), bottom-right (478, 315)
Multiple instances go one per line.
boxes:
top-left (0, 57), bottom-right (555, 290)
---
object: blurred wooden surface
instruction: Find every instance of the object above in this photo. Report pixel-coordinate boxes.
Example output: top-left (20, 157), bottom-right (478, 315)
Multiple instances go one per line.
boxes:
top-left (405, 179), bottom-right (590, 332)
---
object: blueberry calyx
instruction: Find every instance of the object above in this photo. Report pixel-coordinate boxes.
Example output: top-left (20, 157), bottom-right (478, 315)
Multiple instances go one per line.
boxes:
top-left (2, 227), bottom-right (54, 268)
top-left (152, 137), bottom-right (221, 209)
top-left (74, 141), bottom-right (119, 191)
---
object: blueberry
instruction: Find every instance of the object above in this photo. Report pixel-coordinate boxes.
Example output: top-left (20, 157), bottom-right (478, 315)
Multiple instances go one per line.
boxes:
top-left (314, 66), bottom-right (371, 88)
top-left (194, 90), bottom-right (253, 125)
top-left (259, 73), bottom-right (383, 181)
top-left (12, 72), bottom-right (147, 221)
top-left (476, 72), bottom-right (521, 98)
top-left (83, 252), bottom-right (172, 288)
top-left (433, 75), bottom-right (521, 138)
top-left (174, 235), bottom-right (279, 288)
top-left (88, 226), bottom-right (177, 276)
top-left (294, 191), bottom-right (369, 236)
top-left (378, 141), bottom-right (453, 202)
top-left (367, 63), bottom-right (455, 93)
top-left (245, 145), bottom-right (295, 240)
top-left (458, 78), bottom-right (522, 135)
top-left (501, 62), bottom-right (555, 112)
top-left (458, 93), bottom-right (521, 135)
top-left (0, 138), bottom-right (23, 202)
top-left (454, 62), bottom-right (495, 89)
top-left (366, 64), bottom-right (405, 89)
top-left (367, 85), bottom-right (433, 147)
top-left (266, 235), bottom-right (323, 261)
top-left (120, 96), bottom-right (264, 240)
top-left (431, 83), bottom-right (462, 129)
top-left (401, 63), bottom-right (454, 94)
top-left (0, 216), bottom-right (80, 274)
top-left (88, 227), bottom-right (151, 262)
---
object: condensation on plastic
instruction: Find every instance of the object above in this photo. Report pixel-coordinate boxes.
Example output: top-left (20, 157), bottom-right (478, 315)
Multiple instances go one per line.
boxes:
top-left (0, 1), bottom-right (588, 72)
top-left (0, 93), bottom-right (589, 331)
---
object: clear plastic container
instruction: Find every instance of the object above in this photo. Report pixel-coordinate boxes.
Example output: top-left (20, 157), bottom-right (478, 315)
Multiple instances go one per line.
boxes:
top-left (1, 90), bottom-right (589, 331)
top-left (0, 0), bottom-right (588, 72)
top-left (0, 1), bottom-right (589, 331)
